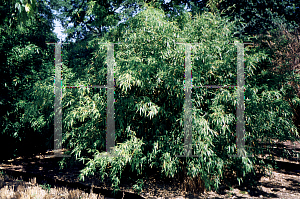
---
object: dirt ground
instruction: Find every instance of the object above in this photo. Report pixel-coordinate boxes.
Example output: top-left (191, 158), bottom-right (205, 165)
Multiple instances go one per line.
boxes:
top-left (0, 139), bottom-right (299, 199)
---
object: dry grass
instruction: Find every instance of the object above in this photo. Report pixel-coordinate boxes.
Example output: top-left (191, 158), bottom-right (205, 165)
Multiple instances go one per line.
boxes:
top-left (0, 171), bottom-right (104, 199)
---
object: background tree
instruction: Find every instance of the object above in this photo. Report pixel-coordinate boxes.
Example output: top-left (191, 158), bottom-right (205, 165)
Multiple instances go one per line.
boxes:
top-left (253, 21), bottom-right (300, 135)
top-left (216, 0), bottom-right (300, 37)
top-left (0, 0), bottom-right (58, 160)
top-left (49, 0), bottom-right (147, 42)
top-left (49, 0), bottom-right (300, 44)
top-left (4, 0), bottom-right (38, 28)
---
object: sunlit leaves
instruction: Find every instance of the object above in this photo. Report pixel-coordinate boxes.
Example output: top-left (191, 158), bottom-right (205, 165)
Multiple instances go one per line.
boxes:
top-left (134, 97), bottom-right (160, 120)
top-left (52, 5), bottom-right (300, 195)
top-left (11, 0), bottom-right (38, 27)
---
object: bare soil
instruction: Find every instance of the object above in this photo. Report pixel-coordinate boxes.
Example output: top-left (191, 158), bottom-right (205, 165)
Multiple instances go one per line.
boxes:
top-left (0, 139), bottom-right (299, 199)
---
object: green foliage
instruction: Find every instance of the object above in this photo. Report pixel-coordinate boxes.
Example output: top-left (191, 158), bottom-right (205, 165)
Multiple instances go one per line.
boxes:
top-left (50, 0), bottom-right (148, 41)
top-left (50, 0), bottom-right (300, 41)
top-left (2, 0), bottom-right (297, 195)
top-left (0, 0), bottom-right (298, 196)
top-left (132, 179), bottom-right (144, 194)
top-left (51, 7), bottom-right (299, 195)
top-left (5, 0), bottom-right (38, 28)
top-left (0, 0), bottom-right (58, 159)
top-left (216, 0), bottom-right (300, 37)
top-left (40, 183), bottom-right (51, 193)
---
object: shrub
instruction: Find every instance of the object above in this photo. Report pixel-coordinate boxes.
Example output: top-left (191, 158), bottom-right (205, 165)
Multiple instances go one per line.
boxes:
top-left (36, 7), bottom-right (299, 195)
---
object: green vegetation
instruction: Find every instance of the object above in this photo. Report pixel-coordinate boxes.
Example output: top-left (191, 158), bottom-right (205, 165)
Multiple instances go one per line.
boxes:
top-left (0, 0), bottom-right (58, 160)
top-left (1, 0), bottom-right (299, 197)
top-left (40, 183), bottom-right (51, 193)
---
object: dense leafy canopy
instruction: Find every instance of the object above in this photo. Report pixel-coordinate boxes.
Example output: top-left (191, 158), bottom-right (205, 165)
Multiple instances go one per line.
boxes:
top-left (50, 0), bottom-right (300, 40)
top-left (1, 0), bottom-right (299, 196)
top-left (56, 6), bottom-right (299, 193)
top-left (216, 0), bottom-right (300, 37)
top-left (0, 0), bottom-right (58, 159)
